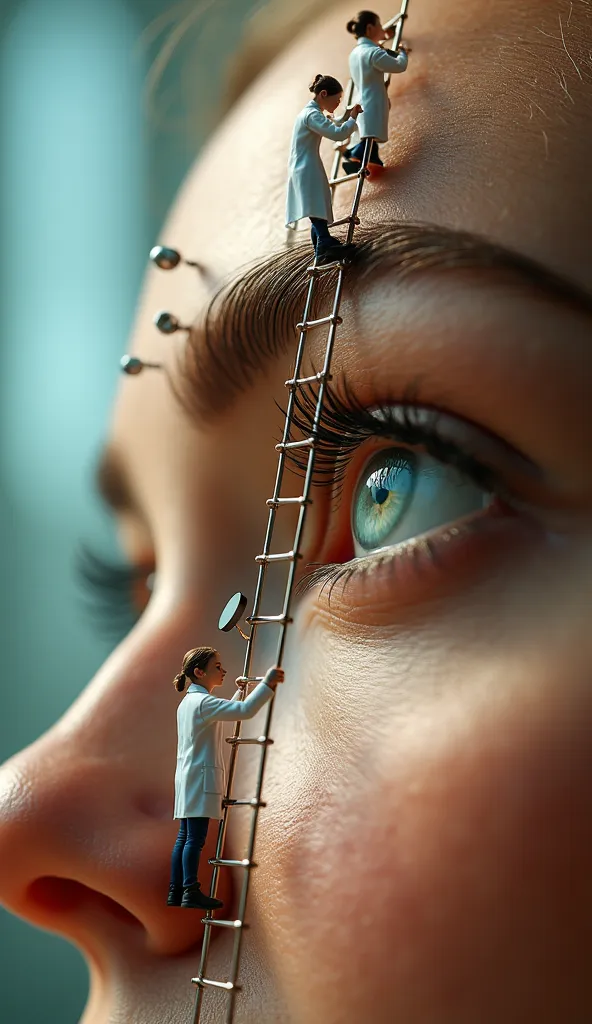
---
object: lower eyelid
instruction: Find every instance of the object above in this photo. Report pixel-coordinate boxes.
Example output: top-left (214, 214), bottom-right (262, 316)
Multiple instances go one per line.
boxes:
top-left (300, 500), bottom-right (544, 622)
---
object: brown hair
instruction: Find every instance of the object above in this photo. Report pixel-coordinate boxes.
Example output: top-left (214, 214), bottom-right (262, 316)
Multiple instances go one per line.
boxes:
top-left (309, 73), bottom-right (343, 96)
top-left (346, 10), bottom-right (379, 38)
top-left (173, 646), bottom-right (217, 692)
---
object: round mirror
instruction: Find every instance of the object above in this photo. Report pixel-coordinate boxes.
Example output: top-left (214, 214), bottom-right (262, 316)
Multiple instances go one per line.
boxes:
top-left (218, 592), bottom-right (248, 632)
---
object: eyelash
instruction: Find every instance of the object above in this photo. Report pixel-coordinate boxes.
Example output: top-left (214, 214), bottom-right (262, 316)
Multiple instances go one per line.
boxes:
top-left (74, 544), bottom-right (152, 640)
top-left (282, 380), bottom-right (504, 595)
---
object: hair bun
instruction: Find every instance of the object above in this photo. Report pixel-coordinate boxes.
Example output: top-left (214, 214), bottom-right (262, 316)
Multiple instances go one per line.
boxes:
top-left (346, 19), bottom-right (358, 34)
top-left (173, 671), bottom-right (186, 691)
top-left (309, 73), bottom-right (323, 92)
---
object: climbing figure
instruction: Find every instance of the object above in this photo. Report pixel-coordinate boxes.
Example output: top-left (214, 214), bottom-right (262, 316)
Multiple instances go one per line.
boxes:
top-left (343, 10), bottom-right (409, 174)
top-left (168, 646), bottom-right (284, 911)
top-left (286, 73), bottom-right (362, 263)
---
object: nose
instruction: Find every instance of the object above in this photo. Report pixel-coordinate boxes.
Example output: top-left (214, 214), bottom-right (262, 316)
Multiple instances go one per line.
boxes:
top-left (0, 623), bottom-right (231, 960)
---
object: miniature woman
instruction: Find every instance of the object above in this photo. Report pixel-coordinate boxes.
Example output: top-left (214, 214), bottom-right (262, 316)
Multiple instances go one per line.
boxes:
top-left (286, 74), bottom-right (362, 262)
top-left (168, 646), bottom-right (284, 910)
top-left (343, 10), bottom-right (408, 173)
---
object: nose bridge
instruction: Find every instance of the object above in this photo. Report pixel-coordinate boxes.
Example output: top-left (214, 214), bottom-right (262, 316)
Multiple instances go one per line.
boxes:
top-left (0, 624), bottom-right (232, 958)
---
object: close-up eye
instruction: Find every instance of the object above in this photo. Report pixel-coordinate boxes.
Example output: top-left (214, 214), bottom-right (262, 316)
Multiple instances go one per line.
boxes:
top-left (289, 383), bottom-right (539, 593)
top-left (351, 445), bottom-right (490, 556)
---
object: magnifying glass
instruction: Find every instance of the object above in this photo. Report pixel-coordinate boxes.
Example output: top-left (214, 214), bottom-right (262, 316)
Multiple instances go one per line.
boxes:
top-left (218, 592), bottom-right (250, 640)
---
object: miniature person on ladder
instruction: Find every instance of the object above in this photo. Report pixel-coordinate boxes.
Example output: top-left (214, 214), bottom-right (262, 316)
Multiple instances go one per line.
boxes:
top-left (286, 74), bottom-right (362, 263)
top-left (343, 10), bottom-right (409, 174)
top-left (167, 647), bottom-right (284, 910)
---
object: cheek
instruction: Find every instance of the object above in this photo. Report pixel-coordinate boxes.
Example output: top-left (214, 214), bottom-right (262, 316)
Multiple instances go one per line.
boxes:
top-left (248, 602), bottom-right (592, 1024)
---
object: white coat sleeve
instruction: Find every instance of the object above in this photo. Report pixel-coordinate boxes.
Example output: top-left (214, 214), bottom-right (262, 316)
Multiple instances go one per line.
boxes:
top-left (197, 682), bottom-right (275, 724)
top-left (305, 108), bottom-right (358, 142)
top-left (371, 48), bottom-right (408, 74)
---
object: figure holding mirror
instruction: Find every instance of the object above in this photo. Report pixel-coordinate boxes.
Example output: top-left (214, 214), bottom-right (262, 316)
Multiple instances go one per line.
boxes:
top-left (169, 646), bottom-right (284, 910)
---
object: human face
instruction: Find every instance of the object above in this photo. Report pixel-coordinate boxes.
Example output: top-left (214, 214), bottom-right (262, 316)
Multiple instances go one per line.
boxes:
top-left (320, 88), bottom-right (343, 113)
top-left (197, 653), bottom-right (226, 691)
top-left (0, 1), bottom-right (591, 1022)
top-left (365, 16), bottom-right (385, 43)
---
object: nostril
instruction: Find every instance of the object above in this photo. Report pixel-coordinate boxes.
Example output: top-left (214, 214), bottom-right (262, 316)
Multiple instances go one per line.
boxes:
top-left (27, 877), bottom-right (143, 928)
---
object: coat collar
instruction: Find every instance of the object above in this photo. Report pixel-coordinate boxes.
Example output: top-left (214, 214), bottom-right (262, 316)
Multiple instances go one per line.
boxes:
top-left (357, 35), bottom-right (375, 45)
top-left (187, 682), bottom-right (208, 694)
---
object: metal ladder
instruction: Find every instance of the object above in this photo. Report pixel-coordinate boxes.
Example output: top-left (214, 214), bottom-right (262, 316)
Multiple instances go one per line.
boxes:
top-left (191, 6), bottom-right (410, 1020)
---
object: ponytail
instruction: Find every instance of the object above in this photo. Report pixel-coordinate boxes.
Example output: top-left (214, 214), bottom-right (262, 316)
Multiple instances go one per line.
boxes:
top-left (173, 646), bottom-right (217, 692)
top-left (173, 671), bottom-right (186, 692)
top-left (346, 10), bottom-right (380, 38)
top-left (309, 73), bottom-right (343, 97)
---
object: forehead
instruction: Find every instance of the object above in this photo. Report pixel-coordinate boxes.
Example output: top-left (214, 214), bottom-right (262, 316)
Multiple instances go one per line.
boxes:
top-left (109, 0), bottom-right (591, 525)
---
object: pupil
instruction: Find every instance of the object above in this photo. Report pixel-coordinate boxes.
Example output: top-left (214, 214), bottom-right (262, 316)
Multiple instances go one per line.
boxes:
top-left (372, 486), bottom-right (390, 505)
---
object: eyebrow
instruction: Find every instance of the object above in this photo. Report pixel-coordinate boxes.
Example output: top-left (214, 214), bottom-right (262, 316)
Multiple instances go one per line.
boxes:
top-left (178, 221), bottom-right (592, 427)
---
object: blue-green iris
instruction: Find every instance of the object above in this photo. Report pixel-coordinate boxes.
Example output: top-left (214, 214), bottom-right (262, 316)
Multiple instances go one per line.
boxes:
top-left (353, 449), bottom-right (416, 551)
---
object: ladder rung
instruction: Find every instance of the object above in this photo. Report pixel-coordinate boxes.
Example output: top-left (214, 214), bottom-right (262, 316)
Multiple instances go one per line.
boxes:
top-left (247, 613), bottom-right (293, 624)
top-left (285, 371), bottom-right (332, 389)
top-left (329, 168), bottom-right (370, 185)
top-left (306, 261), bottom-right (346, 275)
top-left (209, 857), bottom-right (257, 868)
top-left (296, 313), bottom-right (342, 330)
top-left (235, 675), bottom-right (263, 683)
top-left (275, 437), bottom-right (314, 451)
top-left (192, 977), bottom-right (238, 992)
top-left (202, 917), bottom-right (246, 929)
top-left (226, 735), bottom-right (274, 746)
top-left (223, 798), bottom-right (267, 808)
top-left (255, 550), bottom-right (301, 564)
top-left (266, 496), bottom-right (310, 507)
top-left (330, 215), bottom-right (360, 227)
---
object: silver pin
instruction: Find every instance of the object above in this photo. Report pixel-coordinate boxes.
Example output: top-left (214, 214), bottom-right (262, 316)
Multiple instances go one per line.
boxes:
top-left (120, 354), bottom-right (162, 375)
top-left (153, 310), bottom-right (189, 335)
top-left (149, 245), bottom-right (200, 271)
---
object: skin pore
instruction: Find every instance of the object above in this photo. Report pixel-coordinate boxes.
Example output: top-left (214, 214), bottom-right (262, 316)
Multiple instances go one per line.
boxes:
top-left (0, 1), bottom-right (592, 1022)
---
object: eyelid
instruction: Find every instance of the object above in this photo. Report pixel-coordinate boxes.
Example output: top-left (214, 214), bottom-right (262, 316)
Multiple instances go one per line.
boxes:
top-left (370, 406), bottom-right (543, 491)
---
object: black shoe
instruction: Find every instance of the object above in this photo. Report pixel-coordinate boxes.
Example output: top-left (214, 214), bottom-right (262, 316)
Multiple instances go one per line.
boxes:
top-left (167, 884), bottom-right (183, 907)
top-left (342, 160), bottom-right (361, 175)
top-left (315, 242), bottom-right (356, 266)
top-left (181, 882), bottom-right (224, 911)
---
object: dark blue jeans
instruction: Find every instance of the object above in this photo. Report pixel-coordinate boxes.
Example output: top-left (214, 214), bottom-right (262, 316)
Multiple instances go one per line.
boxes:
top-left (349, 139), bottom-right (381, 165)
top-left (170, 816), bottom-right (210, 888)
top-left (310, 217), bottom-right (332, 250)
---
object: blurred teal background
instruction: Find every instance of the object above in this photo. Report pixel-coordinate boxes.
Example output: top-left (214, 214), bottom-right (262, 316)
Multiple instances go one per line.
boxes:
top-left (0, 0), bottom-right (264, 1019)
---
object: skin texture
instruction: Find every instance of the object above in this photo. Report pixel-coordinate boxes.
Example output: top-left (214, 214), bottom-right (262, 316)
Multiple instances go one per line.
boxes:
top-left (1, 1), bottom-right (592, 1022)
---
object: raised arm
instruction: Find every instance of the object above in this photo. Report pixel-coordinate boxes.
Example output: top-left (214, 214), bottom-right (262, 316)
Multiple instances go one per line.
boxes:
top-left (371, 47), bottom-right (409, 74)
top-left (305, 106), bottom-right (358, 142)
top-left (198, 666), bottom-right (284, 724)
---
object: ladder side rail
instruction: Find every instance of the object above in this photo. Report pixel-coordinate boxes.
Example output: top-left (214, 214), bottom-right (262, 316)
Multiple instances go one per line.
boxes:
top-left (222, 275), bottom-right (349, 1015)
top-left (193, 275), bottom-right (322, 1015)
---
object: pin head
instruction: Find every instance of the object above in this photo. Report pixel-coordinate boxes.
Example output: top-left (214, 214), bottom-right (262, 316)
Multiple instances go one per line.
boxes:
top-left (120, 354), bottom-right (162, 375)
top-left (154, 310), bottom-right (181, 334)
top-left (219, 592), bottom-right (248, 632)
top-left (120, 355), bottom-right (144, 375)
top-left (150, 245), bottom-right (181, 270)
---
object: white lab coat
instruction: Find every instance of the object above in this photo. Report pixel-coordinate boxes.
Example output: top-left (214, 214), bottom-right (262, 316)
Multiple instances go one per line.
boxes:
top-left (285, 99), bottom-right (357, 226)
top-left (349, 36), bottom-right (408, 142)
top-left (173, 681), bottom-right (274, 819)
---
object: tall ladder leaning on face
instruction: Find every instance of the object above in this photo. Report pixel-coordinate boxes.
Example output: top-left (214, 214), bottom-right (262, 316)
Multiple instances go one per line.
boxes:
top-left (120, 4), bottom-right (412, 1021)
